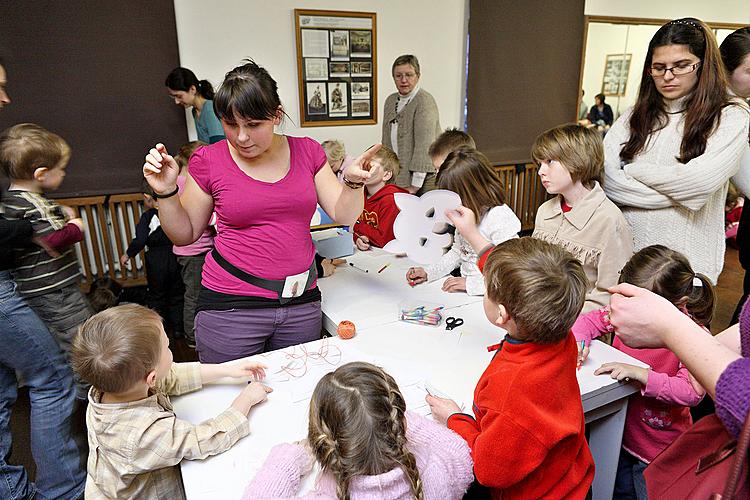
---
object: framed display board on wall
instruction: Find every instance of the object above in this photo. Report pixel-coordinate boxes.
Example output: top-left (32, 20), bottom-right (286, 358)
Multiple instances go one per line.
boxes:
top-left (601, 53), bottom-right (632, 97)
top-left (294, 9), bottom-right (377, 127)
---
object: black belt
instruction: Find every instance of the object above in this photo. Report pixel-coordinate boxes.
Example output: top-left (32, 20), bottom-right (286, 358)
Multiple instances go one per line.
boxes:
top-left (211, 249), bottom-right (317, 304)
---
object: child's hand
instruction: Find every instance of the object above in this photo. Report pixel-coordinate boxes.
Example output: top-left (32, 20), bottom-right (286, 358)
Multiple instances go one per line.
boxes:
top-left (426, 394), bottom-right (462, 424)
top-left (225, 361), bottom-right (267, 382)
top-left (321, 258), bottom-right (346, 277)
top-left (119, 254), bottom-right (130, 268)
top-left (69, 218), bottom-right (85, 232)
top-left (232, 382), bottom-right (273, 415)
top-left (576, 341), bottom-right (590, 369)
top-left (406, 267), bottom-right (428, 286)
top-left (445, 205), bottom-right (476, 234)
top-left (143, 143), bottom-right (180, 196)
top-left (594, 362), bottom-right (648, 385)
top-left (441, 276), bottom-right (466, 293)
top-left (61, 205), bottom-right (77, 220)
top-left (355, 235), bottom-right (371, 251)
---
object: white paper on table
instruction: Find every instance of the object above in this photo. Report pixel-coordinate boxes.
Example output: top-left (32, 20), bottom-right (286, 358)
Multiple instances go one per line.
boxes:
top-left (383, 190), bottom-right (461, 265)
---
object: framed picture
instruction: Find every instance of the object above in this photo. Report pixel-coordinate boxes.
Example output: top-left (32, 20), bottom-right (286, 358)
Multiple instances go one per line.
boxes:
top-left (295, 9), bottom-right (377, 126)
top-left (602, 53), bottom-right (631, 96)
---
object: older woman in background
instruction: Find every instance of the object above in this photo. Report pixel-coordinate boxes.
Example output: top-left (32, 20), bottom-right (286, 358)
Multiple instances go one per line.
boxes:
top-left (382, 54), bottom-right (441, 195)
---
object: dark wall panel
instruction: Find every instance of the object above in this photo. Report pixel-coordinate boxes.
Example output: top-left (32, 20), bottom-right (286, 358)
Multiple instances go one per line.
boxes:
top-left (467, 0), bottom-right (586, 164)
top-left (0, 0), bottom-right (187, 197)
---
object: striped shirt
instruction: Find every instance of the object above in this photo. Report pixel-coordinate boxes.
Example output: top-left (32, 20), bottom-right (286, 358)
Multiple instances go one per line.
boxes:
top-left (1, 190), bottom-right (82, 297)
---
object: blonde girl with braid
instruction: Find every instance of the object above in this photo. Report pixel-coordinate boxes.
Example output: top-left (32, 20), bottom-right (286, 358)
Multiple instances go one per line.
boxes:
top-left (243, 362), bottom-right (473, 499)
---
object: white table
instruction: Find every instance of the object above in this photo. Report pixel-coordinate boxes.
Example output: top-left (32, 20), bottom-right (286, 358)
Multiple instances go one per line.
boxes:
top-left (176, 250), bottom-right (641, 500)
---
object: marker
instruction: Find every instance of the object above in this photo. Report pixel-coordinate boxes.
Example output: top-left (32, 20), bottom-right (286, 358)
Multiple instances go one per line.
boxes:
top-left (487, 342), bottom-right (502, 352)
top-left (377, 263), bottom-right (390, 273)
top-left (577, 341), bottom-right (585, 370)
top-left (349, 262), bottom-right (368, 273)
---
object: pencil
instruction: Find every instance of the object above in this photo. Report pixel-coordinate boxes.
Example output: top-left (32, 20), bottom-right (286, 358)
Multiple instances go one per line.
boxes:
top-left (377, 263), bottom-right (390, 273)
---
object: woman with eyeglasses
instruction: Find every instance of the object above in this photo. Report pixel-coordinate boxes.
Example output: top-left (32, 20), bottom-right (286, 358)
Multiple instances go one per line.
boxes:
top-left (603, 18), bottom-right (750, 285)
top-left (382, 54), bottom-right (441, 195)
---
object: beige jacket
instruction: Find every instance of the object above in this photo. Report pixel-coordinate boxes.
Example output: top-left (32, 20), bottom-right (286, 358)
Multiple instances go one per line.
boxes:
top-left (533, 182), bottom-right (633, 313)
top-left (84, 362), bottom-right (249, 499)
top-left (382, 89), bottom-right (441, 186)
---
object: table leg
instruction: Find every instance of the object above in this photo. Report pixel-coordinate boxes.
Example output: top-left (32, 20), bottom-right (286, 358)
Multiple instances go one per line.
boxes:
top-left (588, 398), bottom-right (628, 500)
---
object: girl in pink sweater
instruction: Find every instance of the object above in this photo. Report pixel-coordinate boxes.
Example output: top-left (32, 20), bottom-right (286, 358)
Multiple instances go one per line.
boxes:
top-left (573, 244), bottom-right (709, 498)
top-left (243, 362), bottom-right (473, 499)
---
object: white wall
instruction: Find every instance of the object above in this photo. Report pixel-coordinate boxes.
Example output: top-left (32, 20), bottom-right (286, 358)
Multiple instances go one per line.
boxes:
top-left (585, 0), bottom-right (750, 24)
top-left (172, 0), bottom-right (468, 154)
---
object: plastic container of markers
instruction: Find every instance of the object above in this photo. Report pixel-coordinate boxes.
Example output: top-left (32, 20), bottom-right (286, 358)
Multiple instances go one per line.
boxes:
top-left (398, 301), bottom-right (445, 327)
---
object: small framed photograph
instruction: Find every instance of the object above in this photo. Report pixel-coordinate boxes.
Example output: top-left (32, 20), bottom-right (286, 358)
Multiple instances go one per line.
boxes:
top-left (304, 58), bottom-right (328, 81)
top-left (351, 81), bottom-right (370, 100)
top-left (350, 30), bottom-right (372, 57)
top-left (351, 61), bottom-right (372, 77)
top-left (602, 53), bottom-right (632, 96)
top-left (330, 30), bottom-right (349, 60)
top-left (301, 29), bottom-right (329, 58)
top-left (306, 83), bottom-right (327, 115)
top-left (351, 99), bottom-right (370, 117)
top-left (329, 61), bottom-right (350, 78)
top-left (328, 82), bottom-right (348, 116)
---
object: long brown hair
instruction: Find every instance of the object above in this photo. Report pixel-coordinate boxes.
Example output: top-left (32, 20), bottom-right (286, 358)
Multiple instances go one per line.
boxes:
top-left (620, 18), bottom-right (731, 164)
top-left (436, 146), bottom-right (506, 219)
top-left (308, 362), bottom-right (424, 500)
top-left (619, 245), bottom-right (715, 326)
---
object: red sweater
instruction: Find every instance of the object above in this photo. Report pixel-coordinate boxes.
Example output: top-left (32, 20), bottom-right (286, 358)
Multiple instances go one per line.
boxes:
top-left (448, 334), bottom-right (595, 499)
top-left (353, 184), bottom-right (408, 248)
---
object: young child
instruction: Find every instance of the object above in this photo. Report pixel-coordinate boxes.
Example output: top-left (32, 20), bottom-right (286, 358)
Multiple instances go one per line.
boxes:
top-left (120, 179), bottom-right (184, 337)
top-left (427, 237), bottom-right (595, 498)
top-left (532, 123), bottom-right (633, 313)
top-left (87, 277), bottom-right (123, 313)
top-left (725, 182), bottom-right (743, 248)
top-left (72, 303), bottom-right (272, 499)
top-left (573, 245), bottom-right (708, 497)
top-left (172, 140), bottom-right (210, 348)
top-left (321, 139), bottom-right (354, 183)
top-left (352, 146), bottom-right (408, 250)
top-left (427, 127), bottom-right (476, 172)
top-left (406, 147), bottom-right (521, 296)
top-left (243, 361), bottom-right (473, 499)
top-left (0, 123), bottom-right (92, 398)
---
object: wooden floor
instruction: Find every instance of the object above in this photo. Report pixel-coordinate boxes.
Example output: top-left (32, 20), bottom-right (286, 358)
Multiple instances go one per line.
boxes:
top-left (7, 249), bottom-right (746, 481)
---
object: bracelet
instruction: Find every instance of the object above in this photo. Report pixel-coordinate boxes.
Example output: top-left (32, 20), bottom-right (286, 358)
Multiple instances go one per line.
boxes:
top-left (152, 186), bottom-right (179, 199)
top-left (343, 177), bottom-right (364, 190)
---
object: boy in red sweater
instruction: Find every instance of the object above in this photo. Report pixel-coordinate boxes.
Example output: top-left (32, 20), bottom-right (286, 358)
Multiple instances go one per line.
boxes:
top-left (427, 237), bottom-right (595, 499)
top-left (353, 146), bottom-right (408, 250)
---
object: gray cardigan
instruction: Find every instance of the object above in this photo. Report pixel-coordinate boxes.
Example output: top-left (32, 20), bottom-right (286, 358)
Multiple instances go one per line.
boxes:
top-left (381, 89), bottom-right (441, 187)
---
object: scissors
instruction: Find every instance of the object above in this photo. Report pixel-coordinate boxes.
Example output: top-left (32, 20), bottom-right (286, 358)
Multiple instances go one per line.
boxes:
top-left (445, 317), bottom-right (464, 331)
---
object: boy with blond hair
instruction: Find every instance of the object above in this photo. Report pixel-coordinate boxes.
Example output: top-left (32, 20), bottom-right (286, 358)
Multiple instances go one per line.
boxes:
top-left (72, 303), bottom-right (272, 499)
top-left (352, 146), bottom-right (408, 250)
top-left (0, 123), bottom-right (92, 398)
top-left (427, 237), bottom-right (595, 499)
top-left (427, 127), bottom-right (476, 172)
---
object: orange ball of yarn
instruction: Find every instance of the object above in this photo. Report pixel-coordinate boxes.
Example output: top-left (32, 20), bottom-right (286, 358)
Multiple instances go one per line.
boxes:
top-left (337, 320), bottom-right (356, 339)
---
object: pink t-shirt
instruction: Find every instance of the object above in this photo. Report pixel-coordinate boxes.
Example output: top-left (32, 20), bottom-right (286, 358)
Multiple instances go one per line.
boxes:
top-left (189, 136), bottom-right (326, 298)
top-left (172, 174), bottom-right (215, 257)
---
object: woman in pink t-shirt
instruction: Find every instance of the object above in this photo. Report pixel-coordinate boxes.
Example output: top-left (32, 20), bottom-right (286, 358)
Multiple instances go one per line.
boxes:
top-left (143, 60), bottom-right (379, 362)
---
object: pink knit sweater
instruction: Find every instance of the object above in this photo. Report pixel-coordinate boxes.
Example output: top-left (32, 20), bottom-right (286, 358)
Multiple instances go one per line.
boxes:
top-left (242, 411), bottom-right (473, 499)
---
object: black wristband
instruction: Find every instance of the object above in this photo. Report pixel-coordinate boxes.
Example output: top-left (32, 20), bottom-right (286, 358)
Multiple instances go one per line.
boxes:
top-left (152, 186), bottom-right (179, 199)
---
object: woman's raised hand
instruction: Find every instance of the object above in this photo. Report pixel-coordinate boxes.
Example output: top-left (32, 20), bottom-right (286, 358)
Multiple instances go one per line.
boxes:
top-left (143, 143), bottom-right (180, 195)
top-left (342, 144), bottom-right (382, 184)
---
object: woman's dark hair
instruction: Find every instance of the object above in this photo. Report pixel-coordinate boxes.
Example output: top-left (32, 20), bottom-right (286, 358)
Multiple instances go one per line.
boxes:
top-left (620, 18), bottom-right (731, 164)
top-left (619, 245), bottom-right (715, 326)
top-left (595, 93), bottom-right (605, 103)
top-left (213, 59), bottom-right (282, 123)
top-left (720, 27), bottom-right (750, 74)
top-left (165, 67), bottom-right (215, 100)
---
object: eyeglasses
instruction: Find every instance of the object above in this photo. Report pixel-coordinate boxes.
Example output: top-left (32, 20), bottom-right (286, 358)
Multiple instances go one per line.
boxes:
top-left (648, 62), bottom-right (701, 77)
top-left (394, 72), bottom-right (417, 80)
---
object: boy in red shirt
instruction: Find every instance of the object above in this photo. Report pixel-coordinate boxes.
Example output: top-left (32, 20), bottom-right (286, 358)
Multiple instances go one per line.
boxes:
top-left (353, 146), bottom-right (408, 250)
top-left (427, 236), bottom-right (595, 499)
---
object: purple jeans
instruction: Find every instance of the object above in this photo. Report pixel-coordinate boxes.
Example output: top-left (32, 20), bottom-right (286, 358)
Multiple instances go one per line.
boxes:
top-left (194, 301), bottom-right (322, 363)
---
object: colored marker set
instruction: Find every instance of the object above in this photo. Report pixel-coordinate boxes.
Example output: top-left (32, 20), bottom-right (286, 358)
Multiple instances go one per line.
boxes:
top-left (399, 304), bottom-right (444, 327)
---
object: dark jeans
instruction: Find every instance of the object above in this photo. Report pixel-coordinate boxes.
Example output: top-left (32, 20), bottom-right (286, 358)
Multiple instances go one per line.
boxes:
top-left (145, 248), bottom-right (184, 334)
top-left (25, 283), bottom-right (92, 400)
top-left (0, 272), bottom-right (85, 500)
top-left (177, 254), bottom-right (206, 344)
top-left (614, 449), bottom-right (648, 500)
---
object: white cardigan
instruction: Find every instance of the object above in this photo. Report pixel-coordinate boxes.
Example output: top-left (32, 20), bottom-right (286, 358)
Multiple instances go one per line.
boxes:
top-left (603, 97), bottom-right (750, 283)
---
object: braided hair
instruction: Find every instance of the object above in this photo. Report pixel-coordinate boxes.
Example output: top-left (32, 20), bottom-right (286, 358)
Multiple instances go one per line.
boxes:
top-left (308, 362), bottom-right (424, 500)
